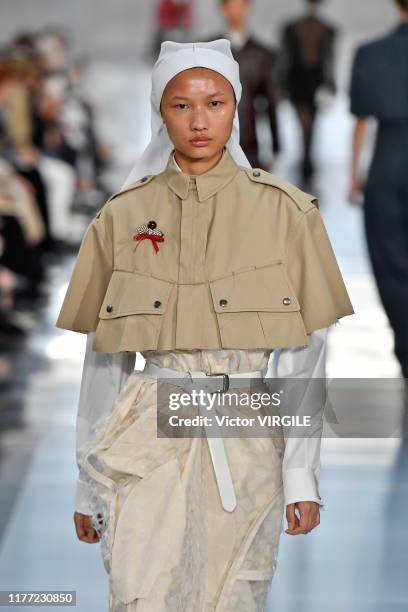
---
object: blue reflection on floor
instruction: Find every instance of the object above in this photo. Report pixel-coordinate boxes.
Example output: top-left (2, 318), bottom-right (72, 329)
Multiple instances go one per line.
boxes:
top-left (267, 444), bottom-right (408, 611)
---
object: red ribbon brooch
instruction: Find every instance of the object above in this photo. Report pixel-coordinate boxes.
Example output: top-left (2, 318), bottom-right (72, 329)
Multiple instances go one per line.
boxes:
top-left (133, 220), bottom-right (164, 253)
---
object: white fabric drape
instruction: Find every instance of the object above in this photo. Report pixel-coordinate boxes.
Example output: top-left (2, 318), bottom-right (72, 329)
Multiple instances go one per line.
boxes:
top-left (74, 328), bottom-right (328, 514)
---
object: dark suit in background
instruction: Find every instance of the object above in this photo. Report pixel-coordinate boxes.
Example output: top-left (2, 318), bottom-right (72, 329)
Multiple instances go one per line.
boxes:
top-left (279, 15), bottom-right (337, 181)
top-left (207, 33), bottom-right (281, 170)
top-left (350, 22), bottom-right (408, 377)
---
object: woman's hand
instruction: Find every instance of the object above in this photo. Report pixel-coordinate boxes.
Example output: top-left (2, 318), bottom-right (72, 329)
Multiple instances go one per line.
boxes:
top-left (73, 511), bottom-right (101, 543)
top-left (285, 501), bottom-right (321, 535)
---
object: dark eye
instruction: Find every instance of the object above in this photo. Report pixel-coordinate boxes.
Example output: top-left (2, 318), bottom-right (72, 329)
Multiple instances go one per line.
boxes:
top-left (176, 103), bottom-right (188, 110)
top-left (210, 100), bottom-right (222, 107)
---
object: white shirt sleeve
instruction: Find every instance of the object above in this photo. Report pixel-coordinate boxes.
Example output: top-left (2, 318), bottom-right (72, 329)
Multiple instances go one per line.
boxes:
top-left (75, 332), bottom-right (136, 514)
top-left (269, 326), bottom-right (330, 510)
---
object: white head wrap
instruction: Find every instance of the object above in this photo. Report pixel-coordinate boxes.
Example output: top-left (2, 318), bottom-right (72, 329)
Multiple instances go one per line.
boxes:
top-left (120, 39), bottom-right (251, 191)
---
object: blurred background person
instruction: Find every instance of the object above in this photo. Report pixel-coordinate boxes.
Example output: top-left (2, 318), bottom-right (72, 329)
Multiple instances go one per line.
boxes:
top-left (0, 44), bottom-right (33, 150)
top-left (208, 0), bottom-right (281, 170)
top-left (0, 154), bottom-right (46, 342)
top-left (151, 0), bottom-right (195, 59)
top-left (0, 23), bottom-right (113, 349)
top-left (0, 45), bottom-right (48, 312)
top-left (33, 28), bottom-right (110, 220)
top-left (1, 32), bottom-right (73, 254)
top-left (348, 0), bottom-right (408, 381)
top-left (279, 0), bottom-right (337, 185)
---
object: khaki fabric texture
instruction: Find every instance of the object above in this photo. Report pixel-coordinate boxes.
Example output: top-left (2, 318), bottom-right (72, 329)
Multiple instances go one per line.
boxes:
top-left (56, 146), bottom-right (354, 351)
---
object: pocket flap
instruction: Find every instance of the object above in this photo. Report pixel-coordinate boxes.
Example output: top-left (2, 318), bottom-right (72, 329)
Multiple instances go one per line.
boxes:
top-left (209, 262), bottom-right (300, 313)
top-left (99, 270), bottom-right (174, 319)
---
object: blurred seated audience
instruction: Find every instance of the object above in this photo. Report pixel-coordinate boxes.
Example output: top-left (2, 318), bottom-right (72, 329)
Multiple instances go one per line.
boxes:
top-left (0, 25), bottom-right (114, 353)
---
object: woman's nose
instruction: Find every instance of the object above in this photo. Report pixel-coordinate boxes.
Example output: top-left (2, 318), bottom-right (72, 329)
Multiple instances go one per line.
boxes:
top-left (190, 108), bottom-right (208, 131)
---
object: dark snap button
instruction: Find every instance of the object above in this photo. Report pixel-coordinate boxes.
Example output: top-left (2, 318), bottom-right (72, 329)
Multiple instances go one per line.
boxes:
top-left (252, 169), bottom-right (261, 177)
top-left (148, 220), bottom-right (157, 229)
top-left (219, 299), bottom-right (228, 307)
top-left (153, 300), bottom-right (162, 308)
top-left (283, 297), bottom-right (291, 306)
top-left (106, 304), bottom-right (113, 312)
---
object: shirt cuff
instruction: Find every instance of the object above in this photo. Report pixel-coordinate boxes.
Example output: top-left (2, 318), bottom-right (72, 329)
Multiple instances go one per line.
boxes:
top-left (75, 478), bottom-right (93, 515)
top-left (282, 467), bottom-right (325, 511)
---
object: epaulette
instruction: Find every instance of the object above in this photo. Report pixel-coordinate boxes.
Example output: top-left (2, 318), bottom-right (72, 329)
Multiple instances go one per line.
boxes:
top-left (94, 175), bottom-right (156, 219)
top-left (243, 167), bottom-right (319, 212)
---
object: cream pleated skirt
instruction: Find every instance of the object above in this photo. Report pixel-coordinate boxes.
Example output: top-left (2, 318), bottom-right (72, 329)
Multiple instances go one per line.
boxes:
top-left (82, 350), bottom-right (285, 612)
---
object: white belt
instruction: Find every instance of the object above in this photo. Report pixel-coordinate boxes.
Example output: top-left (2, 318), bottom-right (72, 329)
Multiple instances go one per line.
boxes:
top-left (141, 361), bottom-right (264, 513)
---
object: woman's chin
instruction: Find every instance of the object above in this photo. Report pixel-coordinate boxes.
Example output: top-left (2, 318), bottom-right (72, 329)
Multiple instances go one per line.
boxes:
top-left (181, 143), bottom-right (222, 159)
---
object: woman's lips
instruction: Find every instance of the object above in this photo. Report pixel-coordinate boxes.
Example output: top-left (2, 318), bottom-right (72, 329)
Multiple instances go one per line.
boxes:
top-left (190, 138), bottom-right (211, 147)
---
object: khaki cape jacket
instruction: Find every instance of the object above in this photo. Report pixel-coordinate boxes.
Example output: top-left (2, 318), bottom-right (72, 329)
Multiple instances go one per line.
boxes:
top-left (56, 146), bottom-right (354, 352)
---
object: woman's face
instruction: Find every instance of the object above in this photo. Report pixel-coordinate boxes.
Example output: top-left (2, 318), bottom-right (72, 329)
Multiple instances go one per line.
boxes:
top-left (160, 67), bottom-right (236, 160)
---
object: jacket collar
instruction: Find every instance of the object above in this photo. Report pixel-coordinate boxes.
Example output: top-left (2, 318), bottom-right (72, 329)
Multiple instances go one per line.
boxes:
top-left (163, 145), bottom-right (240, 202)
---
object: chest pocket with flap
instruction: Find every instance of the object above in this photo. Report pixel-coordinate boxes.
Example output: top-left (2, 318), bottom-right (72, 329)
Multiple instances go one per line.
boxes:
top-left (208, 261), bottom-right (308, 349)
